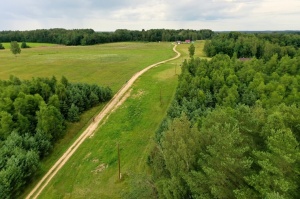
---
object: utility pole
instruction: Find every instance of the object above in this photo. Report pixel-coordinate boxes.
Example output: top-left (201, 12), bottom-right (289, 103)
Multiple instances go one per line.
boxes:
top-left (160, 87), bottom-right (162, 106)
top-left (118, 143), bottom-right (121, 180)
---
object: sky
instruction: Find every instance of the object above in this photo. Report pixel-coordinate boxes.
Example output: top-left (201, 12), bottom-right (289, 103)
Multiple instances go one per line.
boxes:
top-left (1, 0), bottom-right (300, 31)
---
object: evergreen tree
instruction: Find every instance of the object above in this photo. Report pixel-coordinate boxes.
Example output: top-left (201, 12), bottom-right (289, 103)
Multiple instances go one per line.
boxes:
top-left (67, 103), bottom-right (80, 122)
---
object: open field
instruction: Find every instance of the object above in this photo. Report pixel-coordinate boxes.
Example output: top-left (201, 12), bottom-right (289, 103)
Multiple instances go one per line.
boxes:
top-left (1, 42), bottom-right (57, 49)
top-left (34, 42), bottom-right (201, 198)
top-left (38, 50), bottom-right (181, 199)
top-left (2, 42), bottom-right (174, 198)
top-left (17, 41), bottom-right (202, 198)
top-left (176, 40), bottom-right (208, 59)
top-left (0, 42), bottom-right (175, 92)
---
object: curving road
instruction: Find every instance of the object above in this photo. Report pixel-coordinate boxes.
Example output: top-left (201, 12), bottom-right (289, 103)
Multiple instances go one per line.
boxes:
top-left (26, 44), bottom-right (181, 199)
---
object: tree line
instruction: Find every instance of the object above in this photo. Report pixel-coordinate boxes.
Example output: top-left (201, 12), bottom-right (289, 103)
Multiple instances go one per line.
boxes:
top-left (204, 32), bottom-right (300, 61)
top-left (149, 45), bottom-right (300, 198)
top-left (0, 76), bottom-right (112, 198)
top-left (0, 28), bottom-right (214, 46)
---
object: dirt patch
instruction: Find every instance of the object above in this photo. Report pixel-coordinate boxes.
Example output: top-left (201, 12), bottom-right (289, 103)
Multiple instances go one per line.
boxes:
top-left (83, 152), bottom-right (92, 160)
top-left (131, 89), bottom-right (145, 99)
top-left (114, 89), bottom-right (132, 110)
top-left (92, 163), bottom-right (108, 173)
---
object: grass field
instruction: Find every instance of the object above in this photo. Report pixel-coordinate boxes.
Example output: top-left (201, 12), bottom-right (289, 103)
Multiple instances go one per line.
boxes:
top-left (176, 40), bottom-right (208, 59)
top-left (38, 53), bottom-right (180, 199)
top-left (36, 42), bottom-right (205, 199)
top-left (1, 42), bottom-right (57, 49)
top-left (0, 42), bottom-right (175, 92)
top-left (14, 41), bottom-right (205, 198)
top-left (1, 42), bottom-right (175, 198)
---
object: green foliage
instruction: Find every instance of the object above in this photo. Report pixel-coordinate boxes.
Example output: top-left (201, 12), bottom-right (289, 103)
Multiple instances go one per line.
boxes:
top-left (151, 46), bottom-right (300, 198)
top-left (188, 44), bottom-right (195, 58)
top-left (21, 42), bottom-right (30, 48)
top-left (10, 41), bottom-right (21, 55)
top-left (0, 76), bottom-right (112, 197)
top-left (0, 43), bottom-right (4, 49)
top-left (67, 103), bottom-right (80, 122)
top-left (204, 32), bottom-right (300, 61)
top-left (0, 28), bottom-right (213, 45)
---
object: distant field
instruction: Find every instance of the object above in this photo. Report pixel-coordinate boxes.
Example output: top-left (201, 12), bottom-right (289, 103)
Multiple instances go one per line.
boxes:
top-left (1, 42), bottom-right (57, 49)
top-left (0, 42), bottom-right (175, 92)
top-left (176, 40), bottom-right (208, 58)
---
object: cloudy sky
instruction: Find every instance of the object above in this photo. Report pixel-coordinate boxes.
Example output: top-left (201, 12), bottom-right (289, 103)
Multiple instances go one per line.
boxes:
top-left (1, 0), bottom-right (300, 31)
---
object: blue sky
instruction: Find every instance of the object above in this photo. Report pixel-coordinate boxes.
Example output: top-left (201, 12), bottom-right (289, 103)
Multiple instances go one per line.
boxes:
top-left (1, 0), bottom-right (300, 31)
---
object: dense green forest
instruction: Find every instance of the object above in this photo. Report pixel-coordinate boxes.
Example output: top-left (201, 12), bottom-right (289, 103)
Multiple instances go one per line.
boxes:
top-left (0, 76), bottom-right (112, 198)
top-left (0, 28), bottom-right (213, 45)
top-left (150, 38), bottom-right (300, 198)
top-left (204, 32), bottom-right (300, 61)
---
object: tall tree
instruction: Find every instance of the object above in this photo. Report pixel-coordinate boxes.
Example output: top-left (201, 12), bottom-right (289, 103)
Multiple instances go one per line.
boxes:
top-left (10, 41), bottom-right (21, 56)
top-left (188, 44), bottom-right (195, 58)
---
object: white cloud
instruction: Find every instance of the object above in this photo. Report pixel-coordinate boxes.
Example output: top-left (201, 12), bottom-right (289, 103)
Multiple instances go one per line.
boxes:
top-left (0, 0), bottom-right (299, 31)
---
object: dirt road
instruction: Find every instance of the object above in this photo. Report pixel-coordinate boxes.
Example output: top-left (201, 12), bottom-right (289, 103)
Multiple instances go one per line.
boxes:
top-left (26, 44), bottom-right (181, 199)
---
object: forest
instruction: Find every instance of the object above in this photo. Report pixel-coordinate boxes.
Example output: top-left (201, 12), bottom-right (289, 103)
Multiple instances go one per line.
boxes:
top-left (150, 33), bottom-right (300, 198)
top-left (204, 32), bottom-right (300, 61)
top-left (0, 76), bottom-right (112, 198)
top-left (0, 28), bottom-right (213, 46)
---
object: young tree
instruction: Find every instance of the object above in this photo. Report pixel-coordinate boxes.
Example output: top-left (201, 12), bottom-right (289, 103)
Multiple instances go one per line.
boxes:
top-left (188, 44), bottom-right (195, 58)
top-left (10, 41), bottom-right (21, 56)
top-left (21, 41), bottom-right (29, 48)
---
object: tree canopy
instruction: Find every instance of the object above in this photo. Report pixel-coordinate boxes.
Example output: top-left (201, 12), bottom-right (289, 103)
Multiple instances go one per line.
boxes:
top-left (10, 41), bottom-right (21, 55)
top-left (150, 34), bottom-right (300, 198)
top-left (204, 32), bottom-right (300, 61)
top-left (0, 76), bottom-right (112, 198)
top-left (0, 28), bottom-right (214, 46)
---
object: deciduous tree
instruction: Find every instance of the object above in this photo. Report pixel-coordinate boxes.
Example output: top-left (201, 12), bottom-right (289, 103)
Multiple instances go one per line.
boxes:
top-left (10, 41), bottom-right (21, 56)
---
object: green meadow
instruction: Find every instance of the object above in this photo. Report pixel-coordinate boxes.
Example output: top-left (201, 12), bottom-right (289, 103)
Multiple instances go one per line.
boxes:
top-left (36, 42), bottom-right (205, 198)
top-left (38, 51), bottom-right (181, 199)
top-left (0, 42), bottom-right (175, 92)
top-left (0, 42), bottom-right (174, 198)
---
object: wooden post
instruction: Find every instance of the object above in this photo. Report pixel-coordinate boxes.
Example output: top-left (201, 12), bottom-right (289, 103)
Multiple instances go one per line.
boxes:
top-left (160, 87), bottom-right (162, 105)
top-left (118, 143), bottom-right (121, 180)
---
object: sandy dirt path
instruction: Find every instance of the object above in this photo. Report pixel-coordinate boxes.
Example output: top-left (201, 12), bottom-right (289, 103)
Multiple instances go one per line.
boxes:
top-left (26, 44), bottom-right (181, 199)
